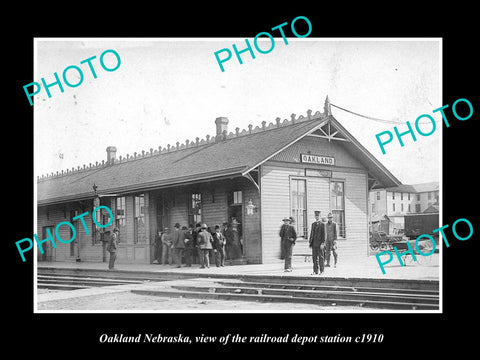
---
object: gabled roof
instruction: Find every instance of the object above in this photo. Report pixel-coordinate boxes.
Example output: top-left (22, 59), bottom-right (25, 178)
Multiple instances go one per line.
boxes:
top-left (423, 205), bottom-right (439, 213)
top-left (385, 181), bottom-right (439, 193)
top-left (371, 214), bottom-right (391, 223)
top-left (37, 111), bottom-right (401, 206)
top-left (411, 182), bottom-right (439, 193)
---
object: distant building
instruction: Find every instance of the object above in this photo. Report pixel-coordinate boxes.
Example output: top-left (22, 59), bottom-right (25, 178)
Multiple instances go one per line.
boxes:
top-left (369, 182), bottom-right (439, 233)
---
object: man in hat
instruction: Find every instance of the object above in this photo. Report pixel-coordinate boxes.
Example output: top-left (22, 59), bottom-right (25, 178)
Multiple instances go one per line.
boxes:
top-left (173, 223), bottom-right (185, 268)
top-left (152, 229), bottom-right (162, 264)
top-left (193, 223), bottom-right (202, 264)
top-left (221, 222), bottom-right (231, 261)
top-left (197, 223), bottom-right (214, 268)
top-left (325, 212), bottom-right (338, 267)
top-left (161, 227), bottom-right (173, 265)
top-left (212, 224), bottom-right (226, 267)
top-left (108, 227), bottom-right (120, 270)
top-left (279, 217), bottom-right (297, 272)
top-left (279, 217), bottom-right (290, 260)
top-left (309, 210), bottom-right (326, 275)
top-left (184, 225), bottom-right (194, 267)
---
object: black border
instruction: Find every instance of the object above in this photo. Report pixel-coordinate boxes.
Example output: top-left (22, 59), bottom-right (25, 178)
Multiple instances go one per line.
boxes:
top-left (7, 5), bottom-right (479, 355)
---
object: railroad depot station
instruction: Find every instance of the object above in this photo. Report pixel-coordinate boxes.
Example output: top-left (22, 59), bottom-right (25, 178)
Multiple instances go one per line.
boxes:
top-left (36, 97), bottom-right (402, 265)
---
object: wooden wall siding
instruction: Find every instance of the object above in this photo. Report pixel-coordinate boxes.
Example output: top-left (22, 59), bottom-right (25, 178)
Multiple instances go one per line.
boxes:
top-left (261, 163), bottom-right (369, 263)
top-left (242, 185), bottom-right (262, 263)
top-left (260, 164), bottom-right (331, 263)
top-left (36, 200), bottom-right (106, 262)
top-left (124, 196), bottom-right (135, 244)
top-left (36, 194), bottom-right (154, 264)
top-left (36, 205), bottom-right (64, 261)
top-left (270, 136), bottom-right (364, 170)
top-left (306, 176), bottom-right (331, 223)
top-left (147, 180), bottom-right (261, 264)
top-left (169, 191), bottom-right (188, 229)
top-left (200, 182), bottom-right (261, 264)
top-left (332, 170), bottom-right (368, 258)
top-left (148, 191), bottom-right (158, 263)
top-left (202, 189), bottom-right (227, 230)
top-left (260, 164), bottom-right (302, 263)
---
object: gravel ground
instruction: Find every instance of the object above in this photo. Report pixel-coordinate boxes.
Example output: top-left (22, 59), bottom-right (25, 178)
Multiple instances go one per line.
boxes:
top-left (37, 290), bottom-right (361, 311)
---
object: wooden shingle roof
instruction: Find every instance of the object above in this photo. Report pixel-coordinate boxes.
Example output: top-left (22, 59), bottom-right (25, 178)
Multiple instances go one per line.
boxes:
top-left (37, 112), bottom-right (401, 205)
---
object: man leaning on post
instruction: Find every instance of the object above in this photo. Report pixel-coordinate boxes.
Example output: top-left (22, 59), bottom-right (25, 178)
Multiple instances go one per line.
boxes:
top-left (309, 210), bottom-right (326, 275)
top-left (108, 227), bottom-right (120, 270)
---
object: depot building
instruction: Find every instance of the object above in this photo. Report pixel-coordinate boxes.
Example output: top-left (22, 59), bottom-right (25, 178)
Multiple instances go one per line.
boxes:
top-left (36, 98), bottom-right (401, 264)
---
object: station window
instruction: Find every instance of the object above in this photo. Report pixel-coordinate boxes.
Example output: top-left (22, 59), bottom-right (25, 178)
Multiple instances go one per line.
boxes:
top-left (376, 191), bottom-right (380, 200)
top-left (92, 199), bottom-right (113, 245)
top-left (227, 190), bottom-right (243, 205)
top-left (290, 178), bottom-right (308, 238)
top-left (188, 193), bottom-right (202, 226)
top-left (134, 194), bottom-right (147, 243)
top-left (330, 181), bottom-right (345, 238)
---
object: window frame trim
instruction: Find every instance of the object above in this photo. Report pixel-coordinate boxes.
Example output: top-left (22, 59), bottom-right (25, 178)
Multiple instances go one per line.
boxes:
top-left (289, 176), bottom-right (308, 239)
top-left (330, 178), bottom-right (346, 239)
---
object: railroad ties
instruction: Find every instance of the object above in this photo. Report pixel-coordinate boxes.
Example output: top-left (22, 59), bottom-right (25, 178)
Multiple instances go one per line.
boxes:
top-left (37, 273), bottom-right (145, 291)
top-left (37, 267), bottom-right (439, 310)
top-left (131, 276), bottom-right (439, 310)
top-left (36, 267), bottom-right (191, 291)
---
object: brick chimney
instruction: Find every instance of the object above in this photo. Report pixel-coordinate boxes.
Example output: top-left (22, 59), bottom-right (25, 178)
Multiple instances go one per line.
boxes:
top-left (106, 146), bottom-right (117, 165)
top-left (215, 117), bottom-right (229, 141)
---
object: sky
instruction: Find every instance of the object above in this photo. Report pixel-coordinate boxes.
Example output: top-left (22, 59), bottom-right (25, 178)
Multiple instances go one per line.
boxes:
top-left (34, 38), bottom-right (441, 185)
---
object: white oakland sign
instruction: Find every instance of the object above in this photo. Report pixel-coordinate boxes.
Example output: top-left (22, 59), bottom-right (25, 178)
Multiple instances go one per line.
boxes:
top-left (300, 154), bottom-right (335, 166)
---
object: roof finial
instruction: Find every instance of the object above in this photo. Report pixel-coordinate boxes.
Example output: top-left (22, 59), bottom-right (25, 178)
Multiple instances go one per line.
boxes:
top-left (324, 95), bottom-right (331, 116)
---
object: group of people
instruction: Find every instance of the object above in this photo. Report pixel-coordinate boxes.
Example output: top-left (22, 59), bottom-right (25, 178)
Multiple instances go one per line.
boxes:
top-left (107, 212), bottom-right (338, 275)
top-left (280, 211), bottom-right (338, 274)
top-left (153, 223), bottom-right (234, 269)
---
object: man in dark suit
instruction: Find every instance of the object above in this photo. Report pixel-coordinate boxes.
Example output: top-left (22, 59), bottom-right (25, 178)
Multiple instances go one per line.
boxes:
top-left (279, 217), bottom-right (297, 272)
top-left (212, 225), bottom-right (226, 267)
top-left (173, 223), bottom-right (185, 268)
top-left (197, 223), bottom-right (214, 268)
top-left (279, 217), bottom-right (290, 260)
top-left (309, 211), bottom-right (326, 275)
top-left (108, 227), bottom-right (120, 270)
top-left (184, 225), bottom-right (194, 267)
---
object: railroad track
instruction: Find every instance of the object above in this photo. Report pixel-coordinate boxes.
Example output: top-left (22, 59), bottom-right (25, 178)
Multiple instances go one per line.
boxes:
top-left (36, 267), bottom-right (192, 291)
top-left (37, 267), bottom-right (439, 310)
top-left (133, 278), bottom-right (439, 310)
top-left (37, 273), bottom-right (146, 291)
